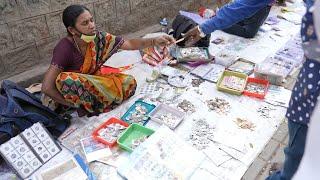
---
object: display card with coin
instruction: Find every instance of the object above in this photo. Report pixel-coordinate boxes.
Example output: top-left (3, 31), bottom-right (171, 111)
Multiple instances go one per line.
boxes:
top-left (0, 122), bottom-right (61, 179)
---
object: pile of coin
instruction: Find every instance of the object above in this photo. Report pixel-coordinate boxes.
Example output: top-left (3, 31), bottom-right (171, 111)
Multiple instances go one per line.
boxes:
top-left (257, 105), bottom-right (275, 118)
top-left (98, 123), bottom-right (127, 142)
top-left (234, 118), bottom-right (255, 131)
top-left (189, 119), bottom-right (215, 150)
top-left (131, 136), bottom-right (149, 149)
top-left (125, 104), bottom-right (149, 124)
top-left (177, 100), bottom-right (196, 113)
top-left (206, 97), bottom-right (231, 115)
top-left (191, 78), bottom-right (205, 87)
top-left (245, 82), bottom-right (266, 94)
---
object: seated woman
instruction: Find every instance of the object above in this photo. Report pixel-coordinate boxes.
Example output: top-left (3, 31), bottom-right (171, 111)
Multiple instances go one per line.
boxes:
top-left (42, 4), bottom-right (175, 116)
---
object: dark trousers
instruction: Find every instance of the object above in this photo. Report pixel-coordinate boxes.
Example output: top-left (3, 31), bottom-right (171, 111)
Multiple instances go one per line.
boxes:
top-left (266, 120), bottom-right (308, 180)
top-left (222, 5), bottom-right (271, 38)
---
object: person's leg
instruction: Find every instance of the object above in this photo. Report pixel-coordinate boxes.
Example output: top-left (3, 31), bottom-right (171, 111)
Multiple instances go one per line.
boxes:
top-left (114, 73), bottom-right (137, 101)
top-left (55, 72), bottom-right (136, 114)
top-left (266, 121), bottom-right (308, 180)
top-left (222, 6), bottom-right (271, 38)
top-left (55, 72), bottom-right (106, 113)
top-left (293, 101), bottom-right (320, 179)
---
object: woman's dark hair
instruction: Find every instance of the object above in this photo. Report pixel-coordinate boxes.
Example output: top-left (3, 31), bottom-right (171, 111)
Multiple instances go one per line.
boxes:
top-left (62, 4), bottom-right (90, 33)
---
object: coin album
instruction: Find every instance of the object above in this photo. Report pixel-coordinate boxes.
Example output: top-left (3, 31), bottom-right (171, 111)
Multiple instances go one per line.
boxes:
top-left (0, 122), bottom-right (61, 179)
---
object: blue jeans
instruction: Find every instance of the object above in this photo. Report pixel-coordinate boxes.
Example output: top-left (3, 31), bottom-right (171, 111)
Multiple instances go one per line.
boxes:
top-left (266, 120), bottom-right (308, 180)
top-left (222, 5), bottom-right (271, 38)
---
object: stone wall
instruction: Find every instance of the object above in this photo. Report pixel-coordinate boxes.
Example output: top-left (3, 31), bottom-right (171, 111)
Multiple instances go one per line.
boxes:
top-left (0, 0), bottom-right (214, 80)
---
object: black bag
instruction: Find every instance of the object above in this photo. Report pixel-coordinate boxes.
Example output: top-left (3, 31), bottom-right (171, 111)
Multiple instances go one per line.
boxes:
top-left (171, 14), bottom-right (211, 47)
top-left (0, 80), bottom-right (70, 144)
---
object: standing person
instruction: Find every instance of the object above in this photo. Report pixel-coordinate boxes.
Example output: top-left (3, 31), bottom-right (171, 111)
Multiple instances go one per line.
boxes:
top-left (42, 4), bottom-right (175, 116)
top-left (267, 0), bottom-right (320, 179)
top-left (293, 102), bottom-right (320, 179)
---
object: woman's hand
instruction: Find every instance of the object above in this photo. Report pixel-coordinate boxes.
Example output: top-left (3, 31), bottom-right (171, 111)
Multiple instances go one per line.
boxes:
top-left (154, 35), bottom-right (175, 46)
top-left (42, 65), bottom-right (74, 107)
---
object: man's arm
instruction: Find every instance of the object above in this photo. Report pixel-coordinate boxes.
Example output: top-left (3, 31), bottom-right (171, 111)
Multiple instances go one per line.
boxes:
top-left (120, 35), bottom-right (175, 50)
top-left (200, 0), bottom-right (274, 34)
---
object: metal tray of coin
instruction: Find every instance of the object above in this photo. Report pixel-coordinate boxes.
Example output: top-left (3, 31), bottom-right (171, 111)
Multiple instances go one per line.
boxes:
top-left (217, 70), bottom-right (248, 95)
top-left (121, 100), bottom-right (156, 126)
top-left (149, 104), bottom-right (185, 130)
top-left (176, 47), bottom-right (211, 62)
top-left (117, 123), bottom-right (154, 153)
top-left (92, 117), bottom-right (129, 147)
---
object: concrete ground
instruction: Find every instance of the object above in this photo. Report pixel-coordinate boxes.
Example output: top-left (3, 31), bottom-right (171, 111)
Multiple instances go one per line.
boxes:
top-left (243, 120), bottom-right (289, 180)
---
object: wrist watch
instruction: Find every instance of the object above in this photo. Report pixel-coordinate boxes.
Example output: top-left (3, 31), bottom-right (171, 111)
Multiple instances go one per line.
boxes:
top-left (197, 26), bottom-right (206, 38)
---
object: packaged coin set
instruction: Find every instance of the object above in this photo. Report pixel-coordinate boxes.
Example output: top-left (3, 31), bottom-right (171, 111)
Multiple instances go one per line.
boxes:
top-left (191, 63), bottom-right (226, 83)
top-left (254, 35), bottom-right (303, 85)
top-left (176, 47), bottom-right (211, 62)
top-left (138, 82), bottom-right (159, 95)
top-left (274, 36), bottom-right (304, 67)
top-left (227, 58), bottom-right (255, 75)
top-left (0, 122), bottom-right (61, 179)
top-left (221, 75), bottom-right (246, 91)
top-left (217, 70), bottom-right (248, 96)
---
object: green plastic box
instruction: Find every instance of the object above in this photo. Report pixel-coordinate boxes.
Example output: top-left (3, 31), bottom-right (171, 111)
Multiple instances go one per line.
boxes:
top-left (117, 123), bottom-right (155, 153)
top-left (217, 70), bottom-right (248, 95)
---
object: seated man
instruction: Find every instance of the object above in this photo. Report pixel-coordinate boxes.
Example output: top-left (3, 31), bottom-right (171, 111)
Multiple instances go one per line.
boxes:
top-left (184, 0), bottom-right (274, 44)
top-left (221, 5), bottom-right (271, 38)
top-left (42, 4), bottom-right (175, 116)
